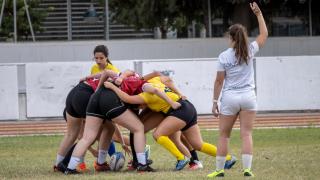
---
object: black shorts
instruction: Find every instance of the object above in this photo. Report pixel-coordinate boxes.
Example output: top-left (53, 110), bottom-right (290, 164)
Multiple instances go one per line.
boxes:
top-left (86, 87), bottom-right (127, 121)
top-left (165, 99), bottom-right (198, 131)
top-left (65, 82), bottom-right (94, 119)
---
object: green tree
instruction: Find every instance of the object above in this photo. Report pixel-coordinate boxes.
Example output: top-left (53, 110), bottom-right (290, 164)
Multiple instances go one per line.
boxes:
top-left (104, 0), bottom-right (180, 39)
top-left (0, 0), bottom-right (47, 41)
top-left (102, 0), bottom-right (210, 38)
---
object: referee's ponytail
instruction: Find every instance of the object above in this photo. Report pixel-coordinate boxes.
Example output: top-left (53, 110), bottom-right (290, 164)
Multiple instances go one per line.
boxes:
top-left (228, 24), bottom-right (249, 65)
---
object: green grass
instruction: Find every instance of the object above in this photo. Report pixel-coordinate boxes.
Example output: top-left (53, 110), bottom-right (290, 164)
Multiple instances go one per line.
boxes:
top-left (0, 128), bottom-right (320, 180)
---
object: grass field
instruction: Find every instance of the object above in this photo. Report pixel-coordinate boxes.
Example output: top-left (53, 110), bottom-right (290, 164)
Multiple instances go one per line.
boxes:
top-left (0, 128), bottom-right (320, 180)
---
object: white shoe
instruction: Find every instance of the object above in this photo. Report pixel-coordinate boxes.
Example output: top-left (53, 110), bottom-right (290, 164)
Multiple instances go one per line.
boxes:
top-left (189, 160), bottom-right (203, 170)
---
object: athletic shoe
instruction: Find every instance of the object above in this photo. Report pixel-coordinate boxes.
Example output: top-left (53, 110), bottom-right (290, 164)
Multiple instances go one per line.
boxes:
top-left (175, 157), bottom-right (190, 171)
top-left (64, 168), bottom-right (80, 175)
top-left (207, 169), bottom-right (225, 178)
top-left (224, 155), bottom-right (237, 169)
top-left (94, 161), bottom-right (110, 172)
top-left (55, 162), bottom-right (68, 173)
top-left (127, 159), bottom-right (153, 171)
top-left (136, 163), bottom-right (156, 172)
top-left (189, 160), bottom-right (203, 170)
top-left (145, 145), bottom-right (151, 160)
top-left (147, 159), bottom-right (153, 165)
top-left (243, 168), bottom-right (254, 177)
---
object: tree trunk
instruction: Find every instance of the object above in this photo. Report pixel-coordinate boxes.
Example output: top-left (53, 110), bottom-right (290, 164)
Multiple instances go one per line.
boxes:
top-left (160, 26), bottom-right (167, 39)
top-left (232, 3), bottom-right (251, 33)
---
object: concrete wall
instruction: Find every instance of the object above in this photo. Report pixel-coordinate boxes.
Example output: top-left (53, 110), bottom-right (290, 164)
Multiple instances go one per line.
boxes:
top-left (1, 37), bottom-right (320, 63)
top-left (1, 56), bottom-right (319, 120)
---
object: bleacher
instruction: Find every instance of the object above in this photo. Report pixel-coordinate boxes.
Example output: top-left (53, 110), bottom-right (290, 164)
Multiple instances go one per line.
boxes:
top-left (35, 0), bottom-right (154, 41)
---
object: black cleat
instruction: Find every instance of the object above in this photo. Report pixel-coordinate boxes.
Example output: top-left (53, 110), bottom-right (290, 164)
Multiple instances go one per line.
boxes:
top-left (136, 163), bottom-right (156, 172)
top-left (147, 159), bottom-right (153, 165)
top-left (55, 162), bottom-right (68, 173)
top-left (64, 168), bottom-right (80, 175)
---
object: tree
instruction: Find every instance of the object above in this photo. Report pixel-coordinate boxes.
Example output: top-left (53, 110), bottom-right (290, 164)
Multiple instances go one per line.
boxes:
top-left (103, 0), bottom-right (180, 39)
top-left (0, 0), bottom-right (47, 41)
top-left (102, 0), bottom-right (310, 38)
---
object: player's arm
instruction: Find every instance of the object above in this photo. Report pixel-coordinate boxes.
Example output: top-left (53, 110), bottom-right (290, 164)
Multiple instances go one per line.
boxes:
top-left (251, 2), bottom-right (268, 48)
top-left (142, 71), bottom-right (162, 81)
top-left (142, 83), bottom-right (181, 110)
top-left (160, 76), bottom-right (187, 100)
top-left (113, 124), bottom-right (131, 155)
top-left (114, 69), bottom-right (136, 85)
top-left (96, 70), bottom-right (120, 89)
top-left (104, 81), bottom-right (145, 104)
top-left (79, 72), bottom-right (103, 82)
top-left (212, 71), bottom-right (225, 117)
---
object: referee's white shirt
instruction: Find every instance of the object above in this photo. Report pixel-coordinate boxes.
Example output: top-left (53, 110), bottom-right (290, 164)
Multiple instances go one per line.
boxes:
top-left (217, 41), bottom-right (259, 93)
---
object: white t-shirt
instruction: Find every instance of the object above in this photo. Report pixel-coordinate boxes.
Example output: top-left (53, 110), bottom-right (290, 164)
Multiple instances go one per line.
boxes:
top-left (217, 41), bottom-right (259, 92)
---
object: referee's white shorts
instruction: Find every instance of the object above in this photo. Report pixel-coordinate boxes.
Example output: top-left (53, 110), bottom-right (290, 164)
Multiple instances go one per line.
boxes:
top-left (220, 90), bottom-right (257, 116)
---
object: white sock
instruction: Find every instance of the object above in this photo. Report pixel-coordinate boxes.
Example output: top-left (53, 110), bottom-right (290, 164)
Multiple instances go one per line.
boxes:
top-left (67, 156), bottom-right (81, 170)
top-left (97, 150), bottom-right (108, 164)
top-left (137, 152), bottom-right (146, 165)
top-left (55, 154), bottom-right (65, 166)
top-left (242, 154), bottom-right (253, 170)
top-left (216, 156), bottom-right (226, 171)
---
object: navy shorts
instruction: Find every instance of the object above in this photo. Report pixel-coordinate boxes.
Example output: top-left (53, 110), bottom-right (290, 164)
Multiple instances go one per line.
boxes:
top-left (86, 87), bottom-right (127, 121)
top-left (165, 99), bottom-right (198, 131)
top-left (64, 82), bottom-right (94, 119)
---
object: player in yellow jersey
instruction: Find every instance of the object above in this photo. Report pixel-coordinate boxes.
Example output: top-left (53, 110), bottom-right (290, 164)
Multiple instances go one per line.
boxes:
top-left (104, 76), bottom-right (236, 171)
top-left (90, 45), bottom-right (120, 75)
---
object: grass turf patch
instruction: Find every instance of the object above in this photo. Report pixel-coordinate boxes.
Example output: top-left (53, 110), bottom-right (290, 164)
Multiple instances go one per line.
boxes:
top-left (0, 128), bottom-right (319, 180)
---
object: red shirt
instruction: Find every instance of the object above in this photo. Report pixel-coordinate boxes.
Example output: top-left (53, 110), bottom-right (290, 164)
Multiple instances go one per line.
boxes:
top-left (86, 78), bottom-right (100, 91)
top-left (120, 76), bottom-right (146, 95)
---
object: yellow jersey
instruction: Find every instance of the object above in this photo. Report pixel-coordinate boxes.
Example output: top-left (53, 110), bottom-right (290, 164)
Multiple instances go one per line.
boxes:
top-left (139, 77), bottom-right (180, 113)
top-left (90, 63), bottom-right (120, 75)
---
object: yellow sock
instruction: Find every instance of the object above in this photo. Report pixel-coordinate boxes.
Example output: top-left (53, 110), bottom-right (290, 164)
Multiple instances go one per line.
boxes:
top-left (156, 136), bottom-right (184, 160)
top-left (200, 142), bottom-right (232, 160)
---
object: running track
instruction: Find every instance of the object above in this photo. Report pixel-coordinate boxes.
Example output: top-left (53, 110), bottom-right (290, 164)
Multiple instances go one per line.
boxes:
top-left (0, 113), bottom-right (319, 136)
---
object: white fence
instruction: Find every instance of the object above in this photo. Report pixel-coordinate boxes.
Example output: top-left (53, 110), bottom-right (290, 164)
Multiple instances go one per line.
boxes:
top-left (255, 56), bottom-right (320, 111)
top-left (0, 65), bottom-right (19, 119)
top-left (25, 61), bottom-right (133, 118)
top-left (0, 56), bottom-right (319, 120)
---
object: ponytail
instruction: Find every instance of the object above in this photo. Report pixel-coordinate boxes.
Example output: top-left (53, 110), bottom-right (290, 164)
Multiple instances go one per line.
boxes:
top-left (228, 24), bottom-right (249, 64)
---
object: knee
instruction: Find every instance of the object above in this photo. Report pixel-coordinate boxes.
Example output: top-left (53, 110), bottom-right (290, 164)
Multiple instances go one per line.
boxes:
top-left (132, 123), bottom-right (144, 134)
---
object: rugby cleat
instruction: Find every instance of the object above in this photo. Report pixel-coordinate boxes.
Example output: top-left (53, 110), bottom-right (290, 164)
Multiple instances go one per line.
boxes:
top-left (207, 169), bottom-right (225, 178)
top-left (175, 156), bottom-right (190, 171)
top-left (224, 155), bottom-right (237, 169)
top-left (94, 161), bottom-right (110, 172)
top-left (243, 168), bottom-right (254, 177)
